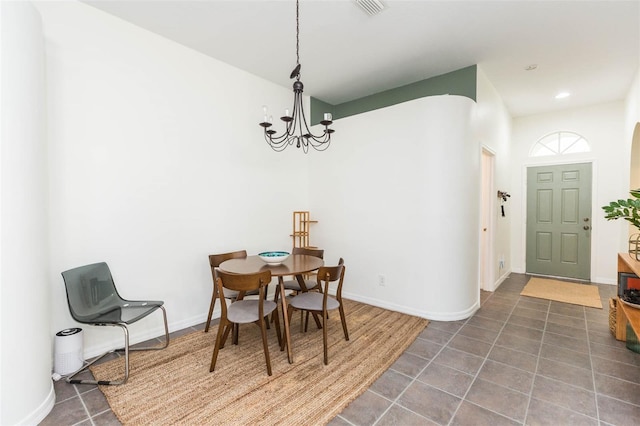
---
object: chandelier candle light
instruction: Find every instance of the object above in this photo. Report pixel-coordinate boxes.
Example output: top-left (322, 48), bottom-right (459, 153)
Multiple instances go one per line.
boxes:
top-left (259, 0), bottom-right (335, 152)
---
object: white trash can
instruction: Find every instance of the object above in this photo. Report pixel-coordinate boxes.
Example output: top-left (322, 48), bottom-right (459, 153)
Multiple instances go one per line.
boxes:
top-left (54, 328), bottom-right (84, 375)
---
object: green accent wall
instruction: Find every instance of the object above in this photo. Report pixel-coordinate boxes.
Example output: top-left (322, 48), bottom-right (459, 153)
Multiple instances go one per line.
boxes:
top-left (311, 65), bottom-right (477, 125)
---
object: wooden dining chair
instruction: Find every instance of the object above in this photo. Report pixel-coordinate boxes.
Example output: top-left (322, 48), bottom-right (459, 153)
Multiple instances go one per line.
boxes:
top-left (272, 247), bottom-right (324, 330)
top-left (210, 269), bottom-right (281, 376)
top-left (285, 258), bottom-right (349, 365)
top-left (205, 250), bottom-right (249, 333)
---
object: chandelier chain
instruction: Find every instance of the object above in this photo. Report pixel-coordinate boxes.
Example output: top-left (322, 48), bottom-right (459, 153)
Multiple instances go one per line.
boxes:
top-left (258, 0), bottom-right (334, 153)
top-left (296, 0), bottom-right (300, 67)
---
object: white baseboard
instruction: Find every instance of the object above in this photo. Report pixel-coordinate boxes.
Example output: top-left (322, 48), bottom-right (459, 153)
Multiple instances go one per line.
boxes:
top-left (20, 380), bottom-right (55, 425)
top-left (342, 291), bottom-right (480, 322)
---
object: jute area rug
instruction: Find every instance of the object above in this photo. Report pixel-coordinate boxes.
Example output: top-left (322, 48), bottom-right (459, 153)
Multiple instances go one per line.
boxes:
top-left (91, 299), bottom-right (428, 425)
top-left (520, 277), bottom-right (602, 309)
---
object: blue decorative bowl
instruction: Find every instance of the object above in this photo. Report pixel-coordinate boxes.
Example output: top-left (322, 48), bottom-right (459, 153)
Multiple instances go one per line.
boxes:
top-left (258, 251), bottom-right (290, 265)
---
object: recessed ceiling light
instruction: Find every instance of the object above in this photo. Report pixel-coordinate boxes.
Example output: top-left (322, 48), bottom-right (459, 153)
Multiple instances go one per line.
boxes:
top-left (525, 64), bottom-right (538, 71)
top-left (555, 92), bottom-right (570, 99)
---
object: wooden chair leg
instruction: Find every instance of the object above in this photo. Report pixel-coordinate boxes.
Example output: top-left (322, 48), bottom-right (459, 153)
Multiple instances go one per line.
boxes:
top-left (258, 318), bottom-right (272, 376)
top-left (210, 320), bottom-right (228, 371)
top-left (339, 305), bottom-right (349, 341)
top-left (282, 307), bottom-right (295, 351)
top-left (272, 308), bottom-right (282, 348)
top-left (271, 285), bottom-right (281, 324)
top-left (204, 288), bottom-right (218, 333)
top-left (232, 323), bottom-right (239, 345)
top-left (322, 310), bottom-right (329, 365)
top-left (220, 322), bottom-right (232, 349)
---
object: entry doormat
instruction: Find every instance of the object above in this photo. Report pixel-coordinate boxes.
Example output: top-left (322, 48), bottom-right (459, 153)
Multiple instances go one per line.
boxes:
top-left (520, 277), bottom-right (602, 309)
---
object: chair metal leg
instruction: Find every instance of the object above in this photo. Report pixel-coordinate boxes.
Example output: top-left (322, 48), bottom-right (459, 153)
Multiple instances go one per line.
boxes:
top-left (66, 306), bottom-right (169, 385)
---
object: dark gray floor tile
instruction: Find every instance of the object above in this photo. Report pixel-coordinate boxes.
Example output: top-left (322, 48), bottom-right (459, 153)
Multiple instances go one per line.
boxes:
top-left (589, 330), bottom-right (624, 348)
top-left (476, 359), bottom-right (534, 394)
top-left (81, 388), bottom-right (111, 416)
top-left (501, 322), bottom-right (544, 341)
top-left (448, 334), bottom-right (493, 358)
top-left (536, 357), bottom-right (594, 391)
top-left (495, 332), bottom-right (542, 356)
top-left (543, 330), bottom-right (589, 353)
top-left (432, 347), bottom-right (484, 375)
top-left (539, 343), bottom-right (592, 369)
top-left (547, 312), bottom-right (587, 330)
top-left (507, 314), bottom-right (546, 331)
top-left (370, 369), bottom-right (413, 400)
top-left (465, 378), bottom-right (529, 422)
top-left (590, 341), bottom-right (640, 366)
top-left (475, 307), bottom-right (511, 322)
top-left (545, 321), bottom-right (587, 339)
top-left (389, 352), bottom-right (430, 378)
top-left (39, 397), bottom-right (88, 426)
top-left (512, 306), bottom-right (549, 321)
top-left (487, 345), bottom-right (538, 373)
top-left (428, 320), bottom-right (465, 334)
top-left (397, 381), bottom-right (461, 425)
top-left (594, 372), bottom-right (640, 406)
top-left (516, 298), bottom-right (550, 312)
top-left (405, 337), bottom-right (443, 360)
top-left (465, 315), bottom-right (505, 332)
top-left (52, 379), bottom-right (77, 403)
top-left (376, 404), bottom-right (438, 426)
top-left (587, 320), bottom-right (611, 336)
top-left (417, 362), bottom-right (474, 397)
top-left (418, 326), bottom-right (454, 345)
top-left (451, 401), bottom-right (520, 426)
top-left (531, 375), bottom-right (597, 418)
top-left (597, 394), bottom-right (640, 426)
top-left (549, 302), bottom-right (585, 318)
top-left (326, 415), bottom-right (352, 426)
top-left (592, 356), bottom-right (640, 384)
top-left (91, 409), bottom-right (122, 426)
top-left (525, 397), bottom-right (598, 425)
top-left (338, 390), bottom-right (392, 426)
top-left (457, 323), bottom-right (501, 344)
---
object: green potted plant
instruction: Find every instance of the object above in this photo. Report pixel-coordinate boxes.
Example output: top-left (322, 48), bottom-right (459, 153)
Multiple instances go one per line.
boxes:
top-left (603, 189), bottom-right (640, 259)
top-left (602, 189), bottom-right (640, 228)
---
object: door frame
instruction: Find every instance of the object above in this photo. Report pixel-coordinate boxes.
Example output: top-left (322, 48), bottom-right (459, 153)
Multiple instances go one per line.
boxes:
top-left (481, 147), bottom-right (496, 291)
top-left (521, 158), bottom-right (597, 280)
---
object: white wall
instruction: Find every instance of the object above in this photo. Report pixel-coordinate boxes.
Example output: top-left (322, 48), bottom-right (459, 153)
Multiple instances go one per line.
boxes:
top-left (308, 95), bottom-right (480, 321)
top-left (475, 67), bottom-right (513, 290)
top-left (510, 101), bottom-right (627, 284)
top-left (35, 1), bottom-right (308, 357)
top-left (0, 2), bottom-right (53, 424)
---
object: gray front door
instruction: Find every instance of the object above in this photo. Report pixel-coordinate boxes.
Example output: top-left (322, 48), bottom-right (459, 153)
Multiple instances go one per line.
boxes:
top-left (526, 163), bottom-right (592, 280)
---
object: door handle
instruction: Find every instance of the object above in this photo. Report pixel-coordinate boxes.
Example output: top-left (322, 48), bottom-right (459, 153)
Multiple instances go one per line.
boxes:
top-left (583, 218), bottom-right (590, 222)
top-left (583, 225), bottom-right (590, 230)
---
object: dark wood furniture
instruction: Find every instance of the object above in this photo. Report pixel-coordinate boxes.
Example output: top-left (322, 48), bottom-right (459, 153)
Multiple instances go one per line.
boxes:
top-left (209, 269), bottom-right (281, 376)
top-left (205, 250), bottom-right (248, 333)
top-left (615, 253), bottom-right (640, 341)
top-left (219, 254), bottom-right (324, 363)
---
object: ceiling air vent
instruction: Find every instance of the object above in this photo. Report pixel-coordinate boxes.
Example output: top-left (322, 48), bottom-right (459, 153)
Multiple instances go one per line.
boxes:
top-left (355, 0), bottom-right (385, 16)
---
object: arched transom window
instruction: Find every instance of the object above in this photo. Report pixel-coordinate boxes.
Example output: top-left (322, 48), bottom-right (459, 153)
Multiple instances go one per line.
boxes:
top-left (530, 131), bottom-right (591, 157)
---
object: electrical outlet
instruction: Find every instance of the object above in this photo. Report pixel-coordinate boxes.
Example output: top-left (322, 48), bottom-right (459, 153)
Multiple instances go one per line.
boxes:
top-left (378, 274), bottom-right (386, 286)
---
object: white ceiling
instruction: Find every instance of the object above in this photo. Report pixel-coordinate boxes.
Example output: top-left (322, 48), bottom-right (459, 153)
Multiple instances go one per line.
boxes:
top-left (82, 0), bottom-right (640, 117)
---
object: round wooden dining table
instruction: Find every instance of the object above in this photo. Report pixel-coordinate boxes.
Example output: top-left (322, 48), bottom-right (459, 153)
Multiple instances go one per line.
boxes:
top-left (218, 254), bottom-right (324, 363)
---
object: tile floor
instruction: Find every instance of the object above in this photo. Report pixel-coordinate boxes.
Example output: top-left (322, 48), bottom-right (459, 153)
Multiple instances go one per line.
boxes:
top-left (40, 273), bottom-right (640, 425)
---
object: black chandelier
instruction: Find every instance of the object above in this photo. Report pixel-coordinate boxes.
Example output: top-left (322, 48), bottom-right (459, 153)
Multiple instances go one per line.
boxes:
top-left (259, 0), bottom-right (335, 153)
